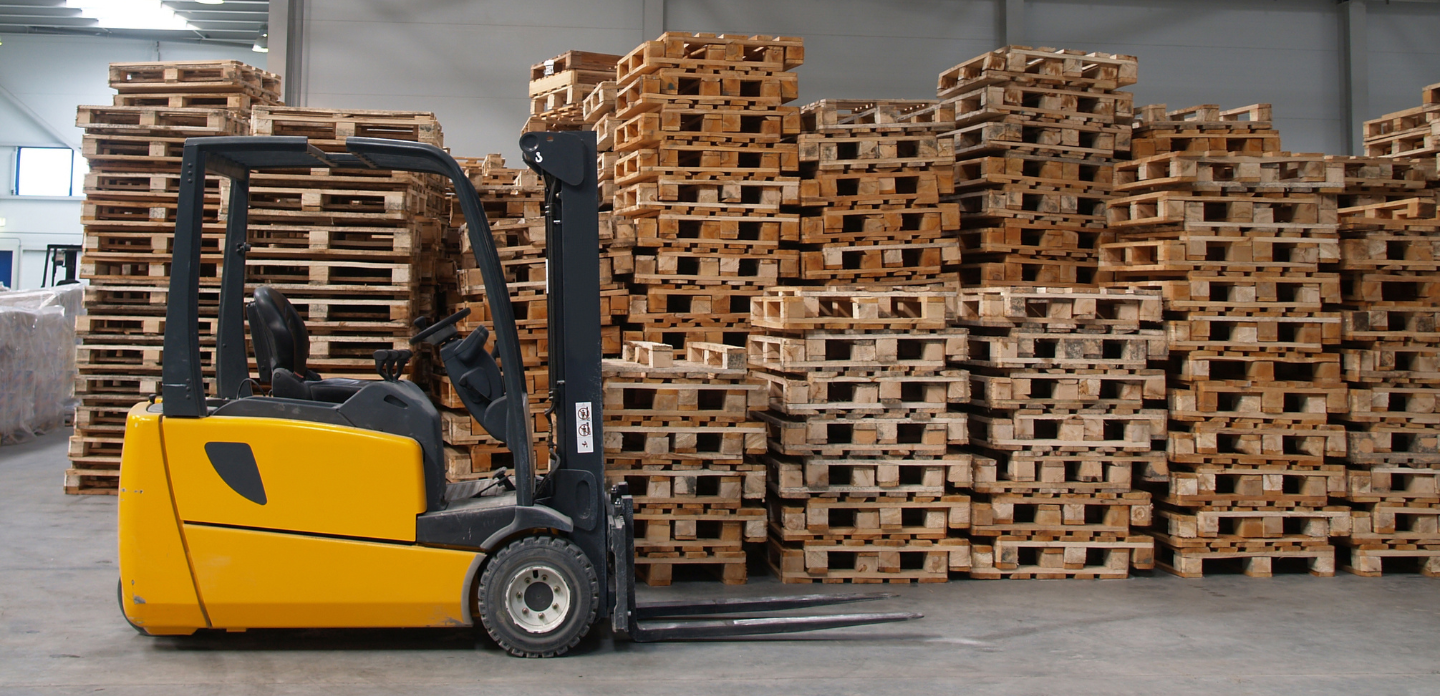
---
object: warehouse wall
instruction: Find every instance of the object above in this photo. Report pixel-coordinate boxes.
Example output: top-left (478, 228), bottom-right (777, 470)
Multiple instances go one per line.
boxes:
top-left (294, 0), bottom-right (1440, 162)
top-left (0, 35), bottom-right (253, 290)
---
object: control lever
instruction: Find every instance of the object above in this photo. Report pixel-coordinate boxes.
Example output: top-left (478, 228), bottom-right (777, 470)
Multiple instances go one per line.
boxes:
top-left (372, 349), bottom-right (413, 382)
top-left (410, 307), bottom-right (471, 347)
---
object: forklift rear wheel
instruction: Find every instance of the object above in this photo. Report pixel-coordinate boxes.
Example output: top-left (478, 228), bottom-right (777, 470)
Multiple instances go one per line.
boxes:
top-left (477, 536), bottom-right (598, 658)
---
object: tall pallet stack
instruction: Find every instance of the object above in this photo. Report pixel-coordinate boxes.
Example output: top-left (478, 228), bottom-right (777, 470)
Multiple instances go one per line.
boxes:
top-left (68, 60), bottom-right (281, 494)
top-left (611, 32), bottom-right (805, 350)
top-left (602, 341), bottom-right (767, 584)
top-left (525, 50), bottom-right (621, 134)
top-left (1330, 166), bottom-right (1440, 576)
top-left (239, 106), bottom-right (448, 380)
top-left (937, 46), bottom-right (1137, 288)
top-left (955, 287), bottom-right (1163, 578)
top-left (749, 287), bottom-right (973, 582)
top-left (1361, 82), bottom-right (1440, 159)
top-left (1101, 107), bottom-right (1353, 577)
top-left (792, 99), bottom-right (959, 288)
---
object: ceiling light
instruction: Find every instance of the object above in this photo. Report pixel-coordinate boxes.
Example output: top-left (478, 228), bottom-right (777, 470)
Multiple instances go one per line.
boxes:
top-left (252, 23), bottom-right (268, 53)
top-left (65, 0), bottom-right (195, 31)
top-left (195, 0), bottom-right (225, 4)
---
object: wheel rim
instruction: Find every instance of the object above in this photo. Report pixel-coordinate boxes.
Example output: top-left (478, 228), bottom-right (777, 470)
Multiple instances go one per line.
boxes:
top-left (504, 563), bottom-right (571, 634)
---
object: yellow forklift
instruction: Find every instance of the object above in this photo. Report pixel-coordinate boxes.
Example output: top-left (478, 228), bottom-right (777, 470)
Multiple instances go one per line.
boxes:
top-left (116, 133), bottom-right (919, 657)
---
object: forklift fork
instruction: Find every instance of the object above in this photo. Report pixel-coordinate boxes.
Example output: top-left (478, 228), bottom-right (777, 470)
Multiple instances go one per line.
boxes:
top-left (607, 486), bottom-right (922, 642)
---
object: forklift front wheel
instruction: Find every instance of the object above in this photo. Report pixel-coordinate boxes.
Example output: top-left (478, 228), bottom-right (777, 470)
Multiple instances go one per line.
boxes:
top-left (477, 536), bottom-right (598, 658)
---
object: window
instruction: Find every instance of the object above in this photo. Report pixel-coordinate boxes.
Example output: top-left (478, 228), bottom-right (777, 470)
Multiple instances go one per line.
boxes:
top-left (15, 147), bottom-right (87, 197)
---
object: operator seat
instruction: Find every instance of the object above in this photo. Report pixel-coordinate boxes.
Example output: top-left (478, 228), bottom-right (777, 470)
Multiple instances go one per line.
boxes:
top-left (247, 286), bottom-right (370, 403)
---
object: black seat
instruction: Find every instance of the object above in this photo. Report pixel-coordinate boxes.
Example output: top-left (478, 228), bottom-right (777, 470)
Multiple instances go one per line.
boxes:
top-left (247, 286), bottom-right (369, 403)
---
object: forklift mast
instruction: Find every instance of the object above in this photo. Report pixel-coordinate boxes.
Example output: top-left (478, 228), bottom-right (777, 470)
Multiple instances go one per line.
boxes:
top-left (519, 131), bottom-right (609, 607)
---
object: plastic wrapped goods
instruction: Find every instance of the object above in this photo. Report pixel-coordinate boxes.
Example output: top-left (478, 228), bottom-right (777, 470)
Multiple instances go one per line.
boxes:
top-left (0, 285), bottom-right (82, 444)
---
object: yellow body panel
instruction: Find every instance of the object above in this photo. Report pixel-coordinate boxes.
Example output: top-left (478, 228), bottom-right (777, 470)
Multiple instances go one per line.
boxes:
top-left (117, 403), bottom-right (207, 635)
top-left (162, 415), bottom-right (426, 541)
top-left (185, 524), bottom-right (479, 628)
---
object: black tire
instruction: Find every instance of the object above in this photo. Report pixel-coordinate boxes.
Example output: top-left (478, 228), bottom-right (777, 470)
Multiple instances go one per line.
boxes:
top-left (477, 536), bottom-right (598, 658)
top-left (117, 579), bottom-right (149, 636)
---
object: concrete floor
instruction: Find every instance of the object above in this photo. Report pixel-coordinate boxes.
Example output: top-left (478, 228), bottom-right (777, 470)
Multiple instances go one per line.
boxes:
top-left (2, 429), bottom-right (1439, 696)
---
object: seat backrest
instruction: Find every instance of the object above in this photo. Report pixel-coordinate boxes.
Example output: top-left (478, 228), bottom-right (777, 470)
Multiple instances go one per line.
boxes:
top-left (247, 286), bottom-right (310, 382)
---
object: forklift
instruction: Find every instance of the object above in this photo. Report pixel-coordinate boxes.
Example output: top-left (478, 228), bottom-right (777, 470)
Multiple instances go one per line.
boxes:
top-left (116, 132), bottom-right (920, 657)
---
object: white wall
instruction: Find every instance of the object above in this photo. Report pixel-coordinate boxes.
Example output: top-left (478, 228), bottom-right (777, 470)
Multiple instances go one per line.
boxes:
top-left (0, 34), bottom-right (255, 290)
top-left (291, 0), bottom-right (1440, 164)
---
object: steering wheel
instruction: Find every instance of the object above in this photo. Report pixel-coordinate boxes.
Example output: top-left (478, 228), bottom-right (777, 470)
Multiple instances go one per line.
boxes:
top-left (410, 307), bottom-right (472, 345)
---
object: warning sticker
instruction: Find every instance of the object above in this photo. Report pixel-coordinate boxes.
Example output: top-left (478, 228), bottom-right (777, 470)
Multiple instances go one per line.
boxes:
top-left (575, 401), bottom-right (594, 454)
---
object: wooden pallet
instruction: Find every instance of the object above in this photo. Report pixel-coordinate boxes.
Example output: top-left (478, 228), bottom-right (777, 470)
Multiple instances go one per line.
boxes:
top-left (756, 410), bottom-right (966, 455)
top-left (950, 186), bottom-right (1110, 224)
top-left (251, 106), bottom-right (442, 145)
top-left (971, 491), bottom-right (1152, 537)
top-left (937, 46), bottom-right (1138, 97)
top-left (1130, 276), bottom-right (1337, 313)
top-left (614, 176), bottom-right (799, 217)
top-left (767, 537), bottom-right (967, 583)
top-left (955, 286), bottom-right (1160, 329)
top-left (1113, 153), bottom-right (1343, 194)
top-left (1347, 502), bottom-right (1440, 543)
top-left (800, 99), bottom-right (955, 135)
top-left (746, 329), bottom-right (967, 374)
top-left (800, 170), bottom-right (950, 207)
top-left (769, 494), bottom-right (971, 541)
top-left (634, 505), bottom-right (767, 547)
top-left (970, 451), bottom-right (1152, 494)
top-left (1342, 344), bottom-right (1440, 384)
top-left (1342, 386), bottom-right (1440, 424)
top-left (1167, 382), bottom-right (1348, 423)
top-left (1153, 537), bottom-right (1334, 578)
top-left (614, 142), bottom-right (799, 185)
top-left (76, 105), bottom-right (247, 136)
top-left (616, 70), bottom-right (798, 119)
top-left (631, 211), bottom-right (798, 249)
top-left (1338, 541), bottom-right (1440, 577)
top-left (957, 254), bottom-right (1099, 287)
top-left (632, 249), bottom-right (797, 285)
top-left (1101, 236), bottom-right (1339, 279)
top-left (968, 535), bottom-right (1154, 579)
top-left (765, 452), bottom-right (978, 498)
top-left (1167, 313), bottom-right (1341, 353)
top-left (750, 287), bottom-right (950, 332)
top-left (798, 133), bottom-right (954, 171)
top-left (635, 555), bottom-right (747, 586)
top-left (1107, 191), bottom-right (1336, 229)
top-left (1156, 506), bottom-right (1351, 540)
top-left (798, 241), bottom-right (956, 284)
top-left (615, 107), bottom-right (800, 152)
top-left (752, 369), bottom-right (967, 415)
top-left (949, 120), bottom-right (1129, 160)
top-left (964, 331), bottom-right (1166, 370)
top-left (969, 370), bottom-right (1165, 410)
top-left (799, 205), bottom-right (959, 244)
top-left (607, 464), bottom-right (765, 508)
top-left (615, 33), bottom-right (804, 85)
top-left (1345, 465), bottom-right (1440, 502)
top-left (1169, 422), bottom-right (1346, 467)
top-left (1162, 464), bottom-right (1346, 508)
top-left (109, 59), bottom-right (281, 99)
top-left (949, 83), bottom-right (1134, 127)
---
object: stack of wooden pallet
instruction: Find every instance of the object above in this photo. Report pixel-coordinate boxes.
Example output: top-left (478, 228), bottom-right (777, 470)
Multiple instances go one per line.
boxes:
top-left (525, 50), bottom-right (621, 133)
top-left (937, 46), bottom-right (1137, 287)
top-left (1332, 179), bottom-right (1440, 576)
top-left (955, 287), bottom-right (1163, 578)
top-left (1362, 82), bottom-right (1440, 158)
top-left (612, 32), bottom-right (805, 349)
top-left (749, 287), bottom-right (972, 582)
top-left (603, 341), bottom-right (766, 584)
top-left (238, 106), bottom-right (448, 379)
top-left (68, 60), bottom-right (281, 494)
top-left (792, 99), bottom-right (959, 287)
top-left (1101, 122), bottom-right (1353, 577)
